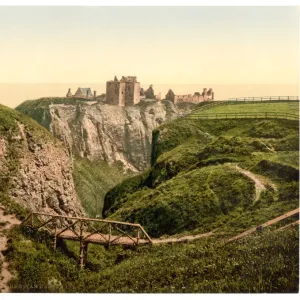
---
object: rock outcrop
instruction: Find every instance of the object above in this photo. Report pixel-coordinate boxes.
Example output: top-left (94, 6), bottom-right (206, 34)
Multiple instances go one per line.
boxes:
top-left (0, 104), bottom-right (84, 216)
top-left (20, 99), bottom-right (178, 172)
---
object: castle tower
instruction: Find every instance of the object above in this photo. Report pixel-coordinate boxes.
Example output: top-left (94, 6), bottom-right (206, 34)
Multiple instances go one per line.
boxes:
top-left (106, 76), bottom-right (140, 106)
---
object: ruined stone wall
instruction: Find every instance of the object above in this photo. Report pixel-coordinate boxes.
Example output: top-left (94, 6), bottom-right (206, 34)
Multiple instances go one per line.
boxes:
top-left (133, 82), bottom-right (141, 105)
top-left (174, 94), bottom-right (206, 104)
top-left (155, 93), bottom-right (161, 101)
top-left (74, 89), bottom-right (84, 98)
top-left (119, 82), bottom-right (126, 107)
top-left (106, 81), bottom-right (121, 105)
top-left (124, 82), bottom-right (133, 106)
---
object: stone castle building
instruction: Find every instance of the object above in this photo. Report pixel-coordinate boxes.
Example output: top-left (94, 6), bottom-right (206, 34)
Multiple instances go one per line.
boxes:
top-left (66, 87), bottom-right (96, 99)
top-left (173, 88), bottom-right (214, 104)
top-left (106, 76), bottom-right (140, 106)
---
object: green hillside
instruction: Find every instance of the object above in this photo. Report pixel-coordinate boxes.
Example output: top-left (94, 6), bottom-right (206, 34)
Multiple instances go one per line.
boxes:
top-left (104, 116), bottom-right (299, 237)
top-left (6, 224), bottom-right (299, 292)
top-left (4, 100), bottom-right (300, 293)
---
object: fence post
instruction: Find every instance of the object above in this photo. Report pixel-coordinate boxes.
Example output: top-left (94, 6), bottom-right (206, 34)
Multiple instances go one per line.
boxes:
top-left (79, 221), bottom-right (85, 268)
top-left (288, 96), bottom-right (289, 100)
top-left (136, 228), bottom-right (140, 245)
top-left (108, 223), bottom-right (111, 246)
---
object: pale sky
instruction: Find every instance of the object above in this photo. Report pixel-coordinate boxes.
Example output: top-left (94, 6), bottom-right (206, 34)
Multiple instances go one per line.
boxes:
top-left (0, 6), bottom-right (299, 107)
top-left (0, 6), bottom-right (299, 85)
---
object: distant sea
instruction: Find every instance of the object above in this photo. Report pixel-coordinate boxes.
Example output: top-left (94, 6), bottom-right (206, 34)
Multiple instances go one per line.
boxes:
top-left (0, 83), bottom-right (298, 108)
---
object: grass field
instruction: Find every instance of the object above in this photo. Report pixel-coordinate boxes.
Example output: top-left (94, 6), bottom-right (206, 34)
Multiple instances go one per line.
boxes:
top-left (191, 101), bottom-right (299, 116)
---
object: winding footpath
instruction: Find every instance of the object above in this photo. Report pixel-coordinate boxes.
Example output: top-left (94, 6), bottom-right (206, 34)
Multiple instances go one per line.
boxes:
top-left (0, 206), bottom-right (20, 293)
top-left (235, 165), bottom-right (276, 201)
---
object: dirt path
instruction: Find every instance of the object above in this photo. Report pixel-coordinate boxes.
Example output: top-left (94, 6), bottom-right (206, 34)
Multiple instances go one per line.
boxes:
top-left (0, 206), bottom-right (20, 293)
top-left (276, 220), bottom-right (300, 231)
top-left (235, 166), bottom-right (267, 201)
top-left (152, 231), bottom-right (214, 245)
top-left (227, 208), bottom-right (299, 242)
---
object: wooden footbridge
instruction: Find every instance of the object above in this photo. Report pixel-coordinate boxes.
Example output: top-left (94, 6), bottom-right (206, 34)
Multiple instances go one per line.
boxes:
top-left (21, 213), bottom-right (152, 268)
top-left (20, 208), bottom-right (299, 268)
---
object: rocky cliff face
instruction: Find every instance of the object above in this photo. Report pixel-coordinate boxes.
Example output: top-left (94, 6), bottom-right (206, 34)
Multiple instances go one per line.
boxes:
top-left (0, 104), bottom-right (84, 216)
top-left (47, 100), bottom-right (178, 172)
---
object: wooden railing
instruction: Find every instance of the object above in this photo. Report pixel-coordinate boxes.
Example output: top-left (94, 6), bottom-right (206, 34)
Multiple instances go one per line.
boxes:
top-left (186, 112), bottom-right (299, 121)
top-left (228, 96), bottom-right (299, 101)
top-left (21, 212), bottom-right (152, 268)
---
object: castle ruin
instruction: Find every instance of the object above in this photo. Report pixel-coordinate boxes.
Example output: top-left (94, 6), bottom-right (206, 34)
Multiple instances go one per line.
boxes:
top-left (66, 87), bottom-right (96, 99)
top-left (106, 76), bottom-right (140, 106)
top-left (173, 88), bottom-right (214, 104)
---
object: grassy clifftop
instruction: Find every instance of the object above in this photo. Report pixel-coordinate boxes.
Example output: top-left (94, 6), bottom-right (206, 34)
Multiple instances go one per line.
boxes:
top-left (16, 97), bottom-right (91, 130)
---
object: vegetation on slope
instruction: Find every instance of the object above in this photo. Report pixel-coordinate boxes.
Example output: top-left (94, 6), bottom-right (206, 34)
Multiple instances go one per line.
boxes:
top-left (104, 117), bottom-right (299, 237)
top-left (4, 101), bottom-right (299, 293)
top-left (73, 157), bottom-right (130, 217)
top-left (6, 225), bottom-right (299, 293)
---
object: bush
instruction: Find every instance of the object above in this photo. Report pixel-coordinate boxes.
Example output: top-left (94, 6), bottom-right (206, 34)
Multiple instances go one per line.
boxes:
top-left (278, 182), bottom-right (299, 202)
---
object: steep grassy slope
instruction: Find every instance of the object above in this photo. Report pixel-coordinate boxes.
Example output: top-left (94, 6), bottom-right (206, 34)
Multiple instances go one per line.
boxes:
top-left (73, 158), bottom-right (130, 217)
top-left (104, 117), bottom-right (299, 237)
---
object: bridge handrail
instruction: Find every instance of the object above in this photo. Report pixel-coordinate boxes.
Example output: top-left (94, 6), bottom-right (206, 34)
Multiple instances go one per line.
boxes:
top-left (21, 212), bottom-right (153, 244)
top-left (23, 212), bottom-right (142, 228)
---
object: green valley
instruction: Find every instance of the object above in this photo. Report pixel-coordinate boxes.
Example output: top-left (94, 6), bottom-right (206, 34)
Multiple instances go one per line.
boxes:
top-left (2, 100), bottom-right (299, 293)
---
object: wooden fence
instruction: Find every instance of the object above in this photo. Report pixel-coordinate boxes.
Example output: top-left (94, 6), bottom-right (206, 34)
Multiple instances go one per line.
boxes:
top-left (186, 112), bottom-right (299, 121)
top-left (228, 96), bottom-right (299, 101)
